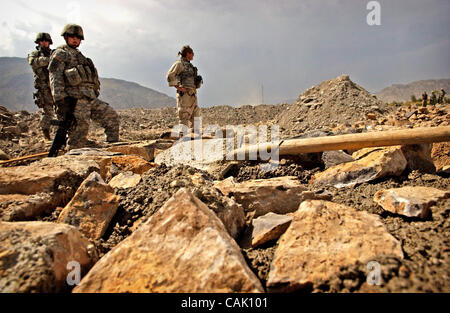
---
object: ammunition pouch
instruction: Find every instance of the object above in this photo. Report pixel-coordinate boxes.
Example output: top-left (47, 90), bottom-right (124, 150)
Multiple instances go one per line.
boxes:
top-left (65, 64), bottom-right (97, 87)
top-left (64, 68), bottom-right (82, 86)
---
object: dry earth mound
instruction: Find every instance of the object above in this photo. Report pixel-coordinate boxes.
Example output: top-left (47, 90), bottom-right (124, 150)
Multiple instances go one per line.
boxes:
top-left (277, 75), bottom-right (389, 137)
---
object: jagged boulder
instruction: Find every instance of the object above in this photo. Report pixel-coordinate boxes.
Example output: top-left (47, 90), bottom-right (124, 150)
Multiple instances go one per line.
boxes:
top-left (0, 221), bottom-right (97, 292)
top-left (57, 172), bottom-right (120, 240)
top-left (311, 146), bottom-right (407, 188)
top-left (267, 200), bottom-right (403, 292)
top-left (374, 186), bottom-right (450, 218)
top-left (73, 189), bottom-right (263, 293)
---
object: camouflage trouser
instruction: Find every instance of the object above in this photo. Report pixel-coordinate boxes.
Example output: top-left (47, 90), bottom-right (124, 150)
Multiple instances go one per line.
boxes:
top-left (35, 88), bottom-right (55, 132)
top-left (57, 98), bottom-right (120, 149)
top-left (422, 99), bottom-right (427, 107)
top-left (176, 89), bottom-right (201, 128)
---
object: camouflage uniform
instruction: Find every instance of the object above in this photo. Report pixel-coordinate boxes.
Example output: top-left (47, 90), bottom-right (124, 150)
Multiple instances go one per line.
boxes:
top-left (28, 45), bottom-right (55, 137)
top-left (430, 92), bottom-right (437, 106)
top-left (438, 89), bottom-right (446, 104)
top-left (421, 92), bottom-right (428, 107)
top-left (48, 44), bottom-right (119, 149)
top-left (166, 56), bottom-right (201, 127)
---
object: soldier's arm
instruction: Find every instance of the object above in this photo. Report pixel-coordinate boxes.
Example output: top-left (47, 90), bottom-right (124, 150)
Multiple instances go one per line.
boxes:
top-left (166, 61), bottom-right (183, 87)
top-left (48, 50), bottom-right (68, 102)
top-left (27, 51), bottom-right (50, 70)
top-left (87, 58), bottom-right (101, 93)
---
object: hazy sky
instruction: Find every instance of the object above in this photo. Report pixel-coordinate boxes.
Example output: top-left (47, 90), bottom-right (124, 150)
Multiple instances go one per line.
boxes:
top-left (1, 0), bottom-right (449, 106)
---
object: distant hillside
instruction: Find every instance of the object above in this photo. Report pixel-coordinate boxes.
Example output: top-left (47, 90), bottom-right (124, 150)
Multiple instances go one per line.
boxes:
top-left (98, 78), bottom-right (175, 110)
top-left (0, 57), bottom-right (175, 112)
top-left (376, 78), bottom-right (450, 103)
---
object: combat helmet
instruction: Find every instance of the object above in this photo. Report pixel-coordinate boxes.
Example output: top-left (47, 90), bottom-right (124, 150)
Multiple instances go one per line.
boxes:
top-left (35, 32), bottom-right (53, 44)
top-left (61, 24), bottom-right (84, 40)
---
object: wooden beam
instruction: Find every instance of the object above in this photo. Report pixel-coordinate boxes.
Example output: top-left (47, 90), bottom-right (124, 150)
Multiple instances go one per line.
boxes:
top-left (229, 126), bottom-right (450, 160)
top-left (0, 152), bottom-right (48, 165)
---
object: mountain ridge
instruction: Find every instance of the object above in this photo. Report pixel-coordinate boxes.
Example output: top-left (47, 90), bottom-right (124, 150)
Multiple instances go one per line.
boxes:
top-left (376, 78), bottom-right (449, 103)
top-left (0, 57), bottom-right (175, 112)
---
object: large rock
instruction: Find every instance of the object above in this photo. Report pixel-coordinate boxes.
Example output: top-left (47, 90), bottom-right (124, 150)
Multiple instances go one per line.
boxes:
top-left (73, 188), bottom-right (263, 293)
top-left (108, 171), bottom-right (142, 189)
top-left (0, 193), bottom-right (71, 222)
top-left (0, 156), bottom-right (100, 221)
top-left (214, 176), bottom-right (307, 217)
top-left (0, 221), bottom-right (97, 292)
top-left (107, 139), bottom-right (174, 161)
top-left (37, 155), bottom-right (101, 178)
top-left (57, 172), bottom-right (119, 240)
top-left (251, 213), bottom-right (293, 248)
top-left (267, 200), bottom-right (403, 292)
top-left (155, 138), bottom-right (240, 179)
top-left (99, 155), bottom-right (156, 181)
top-left (48, 151), bottom-right (155, 180)
top-left (373, 186), bottom-right (450, 218)
top-left (311, 146), bottom-right (407, 188)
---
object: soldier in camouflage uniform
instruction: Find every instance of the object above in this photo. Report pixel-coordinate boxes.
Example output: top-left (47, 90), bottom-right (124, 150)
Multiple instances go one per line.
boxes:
top-left (438, 89), bottom-right (446, 104)
top-left (27, 33), bottom-right (56, 140)
top-left (48, 24), bottom-right (119, 149)
top-left (430, 91), bottom-right (437, 106)
top-left (421, 91), bottom-right (428, 107)
top-left (166, 45), bottom-right (203, 128)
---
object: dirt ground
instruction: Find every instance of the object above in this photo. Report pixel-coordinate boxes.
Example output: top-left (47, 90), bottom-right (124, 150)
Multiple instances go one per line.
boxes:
top-left (1, 76), bottom-right (449, 293)
top-left (240, 168), bottom-right (450, 292)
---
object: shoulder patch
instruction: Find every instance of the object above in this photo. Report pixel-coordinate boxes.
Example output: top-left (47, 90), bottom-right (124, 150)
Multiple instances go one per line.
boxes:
top-left (49, 50), bottom-right (66, 71)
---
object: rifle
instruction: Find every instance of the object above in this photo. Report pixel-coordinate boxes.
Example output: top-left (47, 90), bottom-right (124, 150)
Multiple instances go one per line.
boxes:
top-left (48, 97), bottom-right (77, 157)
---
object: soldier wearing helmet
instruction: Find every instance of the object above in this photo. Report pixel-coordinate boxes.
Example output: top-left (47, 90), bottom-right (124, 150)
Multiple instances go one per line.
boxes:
top-left (27, 32), bottom-right (56, 140)
top-left (48, 24), bottom-right (120, 149)
top-left (166, 45), bottom-right (203, 129)
top-left (438, 89), bottom-right (446, 104)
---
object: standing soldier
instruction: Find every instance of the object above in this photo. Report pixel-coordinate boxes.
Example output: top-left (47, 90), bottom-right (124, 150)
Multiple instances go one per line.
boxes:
top-left (430, 91), bottom-right (437, 106)
top-left (27, 33), bottom-right (56, 140)
top-left (421, 91), bottom-right (428, 107)
top-left (438, 89), bottom-right (446, 104)
top-left (48, 24), bottom-right (119, 150)
top-left (166, 45), bottom-right (203, 129)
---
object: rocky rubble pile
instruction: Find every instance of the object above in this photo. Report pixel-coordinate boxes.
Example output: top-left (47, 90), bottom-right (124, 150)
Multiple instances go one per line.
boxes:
top-left (97, 164), bottom-right (245, 256)
top-left (0, 74), bottom-right (449, 294)
top-left (0, 136), bottom-right (448, 293)
top-left (0, 106), bottom-right (46, 159)
top-left (277, 75), bottom-right (389, 138)
top-left (0, 103), bottom-right (287, 160)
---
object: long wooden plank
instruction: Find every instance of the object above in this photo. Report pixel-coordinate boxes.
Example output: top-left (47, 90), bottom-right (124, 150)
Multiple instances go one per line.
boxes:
top-left (229, 126), bottom-right (450, 160)
top-left (280, 126), bottom-right (450, 155)
top-left (0, 152), bottom-right (48, 165)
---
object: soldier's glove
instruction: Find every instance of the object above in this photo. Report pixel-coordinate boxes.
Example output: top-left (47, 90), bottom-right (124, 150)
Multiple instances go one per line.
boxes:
top-left (55, 97), bottom-right (77, 116)
top-left (194, 75), bottom-right (203, 88)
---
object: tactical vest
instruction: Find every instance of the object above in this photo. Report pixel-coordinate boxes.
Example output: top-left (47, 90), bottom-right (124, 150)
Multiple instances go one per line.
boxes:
top-left (57, 45), bottom-right (100, 100)
top-left (30, 48), bottom-right (52, 90)
top-left (179, 57), bottom-right (196, 88)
